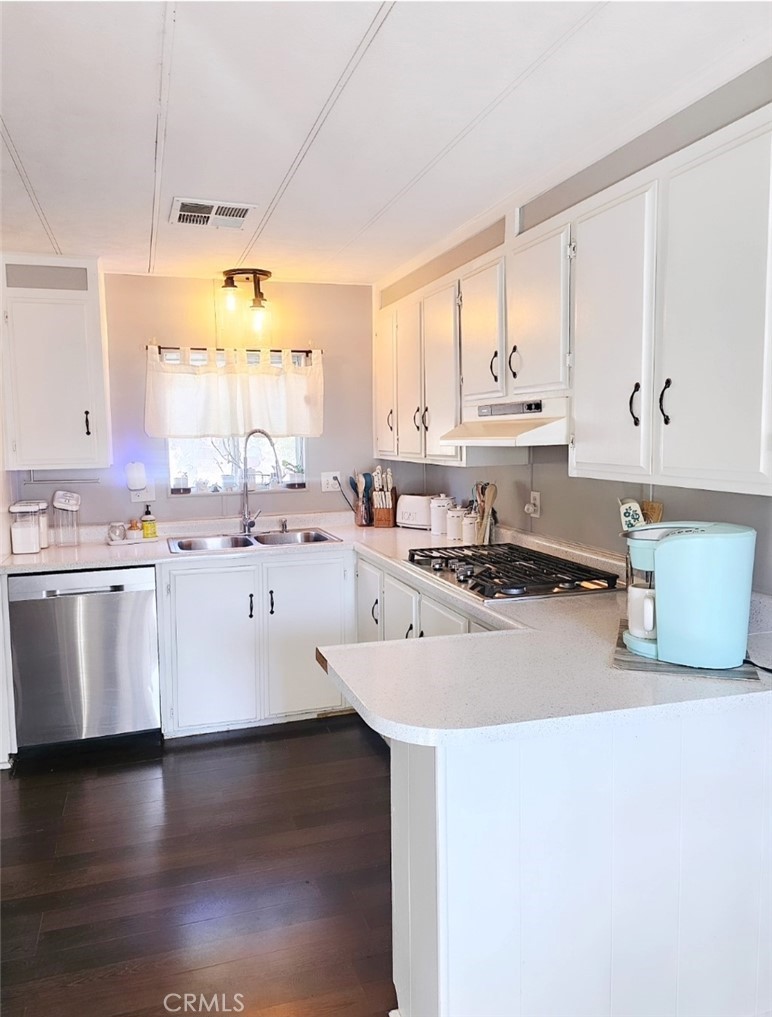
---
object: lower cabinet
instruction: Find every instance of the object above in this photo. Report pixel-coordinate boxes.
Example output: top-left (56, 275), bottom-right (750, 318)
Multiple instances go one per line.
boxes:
top-left (264, 558), bottom-right (346, 717)
top-left (159, 551), bottom-right (353, 737)
top-left (357, 562), bottom-right (470, 642)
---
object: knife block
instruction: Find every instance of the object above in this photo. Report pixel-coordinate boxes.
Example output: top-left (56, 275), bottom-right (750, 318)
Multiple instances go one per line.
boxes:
top-left (372, 488), bottom-right (397, 528)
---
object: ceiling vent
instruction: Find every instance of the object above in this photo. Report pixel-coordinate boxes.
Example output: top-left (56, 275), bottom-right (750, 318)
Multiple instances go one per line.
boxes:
top-left (169, 198), bottom-right (256, 230)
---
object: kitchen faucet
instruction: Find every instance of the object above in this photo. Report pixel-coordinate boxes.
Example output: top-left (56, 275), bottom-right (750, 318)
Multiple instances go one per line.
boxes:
top-left (241, 428), bottom-right (283, 533)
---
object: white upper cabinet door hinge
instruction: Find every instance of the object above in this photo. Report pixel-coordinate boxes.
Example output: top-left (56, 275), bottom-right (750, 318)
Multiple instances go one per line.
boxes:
top-left (456, 290), bottom-right (463, 308)
top-left (166, 582), bottom-right (171, 596)
top-left (566, 241), bottom-right (577, 259)
top-left (3, 311), bottom-right (8, 324)
top-left (566, 351), bottom-right (573, 368)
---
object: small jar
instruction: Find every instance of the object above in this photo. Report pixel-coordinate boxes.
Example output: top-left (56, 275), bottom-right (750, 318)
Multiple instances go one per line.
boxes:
top-left (446, 508), bottom-right (465, 541)
top-left (462, 514), bottom-right (478, 544)
top-left (9, 502), bottom-right (41, 554)
top-left (127, 519), bottom-right (143, 543)
top-left (52, 490), bottom-right (81, 546)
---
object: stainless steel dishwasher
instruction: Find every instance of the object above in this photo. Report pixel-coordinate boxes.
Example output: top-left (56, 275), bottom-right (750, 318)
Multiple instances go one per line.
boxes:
top-left (8, 567), bottom-right (160, 747)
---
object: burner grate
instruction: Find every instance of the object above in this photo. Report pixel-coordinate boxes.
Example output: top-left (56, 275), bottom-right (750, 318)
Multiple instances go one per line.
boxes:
top-left (407, 543), bottom-right (619, 599)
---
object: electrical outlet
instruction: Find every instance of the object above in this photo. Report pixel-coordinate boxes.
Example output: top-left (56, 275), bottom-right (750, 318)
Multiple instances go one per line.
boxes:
top-left (130, 483), bottom-right (156, 503)
top-left (321, 471), bottom-right (342, 493)
top-left (525, 491), bottom-right (541, 518)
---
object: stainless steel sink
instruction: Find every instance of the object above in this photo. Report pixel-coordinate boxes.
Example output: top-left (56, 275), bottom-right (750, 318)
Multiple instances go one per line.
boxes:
top-left (253, 528), bottom-right (339, 545)
top-left (168, 534), bottom-right (259, 553)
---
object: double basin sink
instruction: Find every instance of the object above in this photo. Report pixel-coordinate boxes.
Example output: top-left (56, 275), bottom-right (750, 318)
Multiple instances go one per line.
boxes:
top-left (168, 529), bottom-right (339, 554)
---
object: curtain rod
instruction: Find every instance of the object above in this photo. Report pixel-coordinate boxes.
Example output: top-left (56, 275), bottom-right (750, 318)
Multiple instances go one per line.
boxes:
top-left (148, 344), bottom-right (320, 355)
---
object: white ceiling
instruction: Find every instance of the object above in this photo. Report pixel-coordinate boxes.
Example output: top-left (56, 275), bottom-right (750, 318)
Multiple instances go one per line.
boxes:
top-left (1, 1), bottom-right (770, 285)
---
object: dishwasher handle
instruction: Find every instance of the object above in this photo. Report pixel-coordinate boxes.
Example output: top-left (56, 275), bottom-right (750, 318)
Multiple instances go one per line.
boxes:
top-left (44, 585), bottom-right (126, 597)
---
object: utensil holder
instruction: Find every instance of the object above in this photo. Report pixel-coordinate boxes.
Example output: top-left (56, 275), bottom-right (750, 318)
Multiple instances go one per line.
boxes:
top-left (372, 488), bottom-right (397, 528)
top-left (354, 498), bottom-right (370, 527)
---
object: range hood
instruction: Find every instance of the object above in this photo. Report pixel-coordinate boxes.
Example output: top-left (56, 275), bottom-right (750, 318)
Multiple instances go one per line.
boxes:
top-left (440, 398), bottom-right (569, 448)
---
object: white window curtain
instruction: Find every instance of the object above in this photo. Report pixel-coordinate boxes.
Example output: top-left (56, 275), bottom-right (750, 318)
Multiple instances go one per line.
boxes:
top-left (144, 346), bottom-right (324, 438)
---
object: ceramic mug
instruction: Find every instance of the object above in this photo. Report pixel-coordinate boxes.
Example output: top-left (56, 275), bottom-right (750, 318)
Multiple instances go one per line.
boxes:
top-left (627, 586), bottom-right (656, 639)
top-left (107, 522), bottom-right (127, 542)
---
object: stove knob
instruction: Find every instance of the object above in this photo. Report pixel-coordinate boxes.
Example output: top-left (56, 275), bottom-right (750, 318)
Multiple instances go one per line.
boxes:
top-left (431, 559), bottom-right (446, 571)
top-left (447, 559), bottom-right (462, 572)
top-left (456, 565), bottom-right (475, 582)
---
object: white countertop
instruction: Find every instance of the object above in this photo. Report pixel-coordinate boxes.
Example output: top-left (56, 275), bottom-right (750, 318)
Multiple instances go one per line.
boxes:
top-left (4, 512), bottom-right (770, 747)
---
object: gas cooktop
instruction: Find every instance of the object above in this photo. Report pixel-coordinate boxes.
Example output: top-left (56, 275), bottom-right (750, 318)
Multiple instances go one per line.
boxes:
top-left (407, 543), bottom-right (620, 601)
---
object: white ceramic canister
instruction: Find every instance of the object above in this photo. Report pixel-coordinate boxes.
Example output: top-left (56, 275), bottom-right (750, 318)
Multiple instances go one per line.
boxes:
top-left (430, 495), bottom-right (454, 535)
top-left (446, 507), bottom-right (465, 541)
top-left (462, 513), bottom-right (478, 544)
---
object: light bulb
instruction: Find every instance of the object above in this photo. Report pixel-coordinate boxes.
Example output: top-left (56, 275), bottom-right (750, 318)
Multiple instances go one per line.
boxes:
top-left (251, 305), bottom-right (266, 333)
top-left (225, 290), bottom-right (238, 313)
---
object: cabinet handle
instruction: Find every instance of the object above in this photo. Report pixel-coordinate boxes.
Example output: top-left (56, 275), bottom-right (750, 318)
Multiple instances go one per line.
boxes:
top-left (405, 623), bottom-right (413, 639)
top-left (422, 407), bottom-right (429, 431)
top-left (248, 593), bottom-right (254, 618)
top-left (84, 410), bottom-right (91, 436)
top-left (507, 345), bottom-right (518, 379)
top-left (387, 409), bottom-right (394, 432)
top-left (371, 597), bottom-right (379, 625)
top-left (489, 350), bottom-right (499, 383)
top-left (658, 378), bottom-right (672, 425)
top-left (419, 630), bottom-right (424, 638)
top-left (413, 406), bottom-right (421, 431)
top-left (269, 589), bottom-right (275, 615)
top-left (628, 382), bottom-right (641, 427)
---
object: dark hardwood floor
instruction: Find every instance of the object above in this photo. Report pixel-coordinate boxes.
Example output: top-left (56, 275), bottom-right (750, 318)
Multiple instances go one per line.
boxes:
top-left (1, 717), bottom-right (396, 1017)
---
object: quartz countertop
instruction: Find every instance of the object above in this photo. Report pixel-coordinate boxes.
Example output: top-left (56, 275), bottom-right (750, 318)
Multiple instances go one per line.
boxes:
top-left (4, 511), bottom-right (769, 747)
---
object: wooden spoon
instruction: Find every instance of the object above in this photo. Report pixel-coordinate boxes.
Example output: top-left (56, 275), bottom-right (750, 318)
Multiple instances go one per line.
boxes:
top-left (481, 483), bottom-right (497, 544)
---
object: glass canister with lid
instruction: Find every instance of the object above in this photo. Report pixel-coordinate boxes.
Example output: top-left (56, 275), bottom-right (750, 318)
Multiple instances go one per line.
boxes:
top-left (9, 502), bottom-right (41, 554)
top-left (36, 500), bottom-right (49, 548)
top-left (52, 490), bottom-right (81, 546)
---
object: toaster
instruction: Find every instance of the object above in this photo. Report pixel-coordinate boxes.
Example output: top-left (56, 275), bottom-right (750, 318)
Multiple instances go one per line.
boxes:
top-left (396, 494), bottom-right (435, 529)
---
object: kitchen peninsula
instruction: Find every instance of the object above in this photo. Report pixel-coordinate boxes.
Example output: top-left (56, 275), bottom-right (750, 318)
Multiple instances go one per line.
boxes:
top-left (319, 593), bottom-right (772, 1017)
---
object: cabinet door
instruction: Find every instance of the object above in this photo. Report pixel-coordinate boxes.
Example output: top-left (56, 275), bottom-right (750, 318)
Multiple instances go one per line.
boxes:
top-left (171, 567), bottom-right (259, 731)
top-left (419, 596), bottom-right (468, 638)
top-left (460, 259), bottom-right (506, 401)
top-left (265, 559), bottom-right (345, 717)
top-left (396, 299), bottom-right (424, 458)
top-left (383, 574), bottom-right (420, 641)
top-left (570, 185), bottom-right (656, 480)
top-left (655, 129), bottom-right (772, 493)
top-left (422, 282), bottom-right (461, 460)
top-left (357, 560), bottom-right (382, 642)
top-left (2, 258), bottom-right (111, 469)
top-left (374, 307), bottom-right (397, 456)
top-left (506, 224), bottom-right (571, 393)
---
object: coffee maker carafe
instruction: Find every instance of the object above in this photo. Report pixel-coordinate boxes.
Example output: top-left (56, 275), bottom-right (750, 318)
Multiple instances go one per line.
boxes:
top-left (623, 522), bottom-right (756, 669)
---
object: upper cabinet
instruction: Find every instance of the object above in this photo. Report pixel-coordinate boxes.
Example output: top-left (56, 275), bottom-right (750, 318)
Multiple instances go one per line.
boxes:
top-left (374, 307), bottom-right (397, 457)
top-left (1, 255), bottom-right (112, 469)
top-left (654, 128), bottom-right (772, 494)
top-left (569, 110), bottom-right (772, 495)
top-left (459, 258), bottom-right (506, 402)
top-left (506, 223), bottom-right (571, 395)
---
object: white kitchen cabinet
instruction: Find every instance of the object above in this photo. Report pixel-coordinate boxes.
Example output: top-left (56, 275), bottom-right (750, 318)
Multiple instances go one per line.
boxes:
top-left (374, 306), bottom-right (397, 457)
top-left (422, 281), bottom-right (462, 461)
top-left (418, 596), bottom-right (468, 638)
top-left (570, 184), bottom-right (657, 480)
top-left (264, 557), bottom-right (346, 717)
top-left (1, 254), bottom-right (112, 469)
top-left (395, 298), bottom-right (424, 458)
top-left (159, 551), bottom-right (353, 737)
top-left (459, 258), bottom-right (506, 402)
top-left (356, 558), bottom-right (383, 642)
top-left (506, 222), bottom-right (571, 395)
top-left (168, 565), bottom-right (259, 733)
top-left (654, 126), bottom-right (772, 494)
top-left (383, 574), bottom-right (420, 641)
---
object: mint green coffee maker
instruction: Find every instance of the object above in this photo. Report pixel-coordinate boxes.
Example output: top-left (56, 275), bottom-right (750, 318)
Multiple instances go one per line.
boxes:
top-left (623, 522), bottom-right (756, 669)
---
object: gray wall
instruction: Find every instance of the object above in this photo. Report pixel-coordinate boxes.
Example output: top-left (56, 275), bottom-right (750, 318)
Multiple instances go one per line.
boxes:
top-left (13, 274), bottom-right (373, 525)
top-left (395, 449), bottom-right (772, 594)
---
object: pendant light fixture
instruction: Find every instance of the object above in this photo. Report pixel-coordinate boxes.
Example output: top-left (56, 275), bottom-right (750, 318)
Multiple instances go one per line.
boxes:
top-left (221, 268), bottom-right (272, 332)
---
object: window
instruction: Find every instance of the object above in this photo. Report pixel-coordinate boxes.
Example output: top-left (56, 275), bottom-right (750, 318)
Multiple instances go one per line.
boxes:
top-left (168, 434), bottom-right (305, 494)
